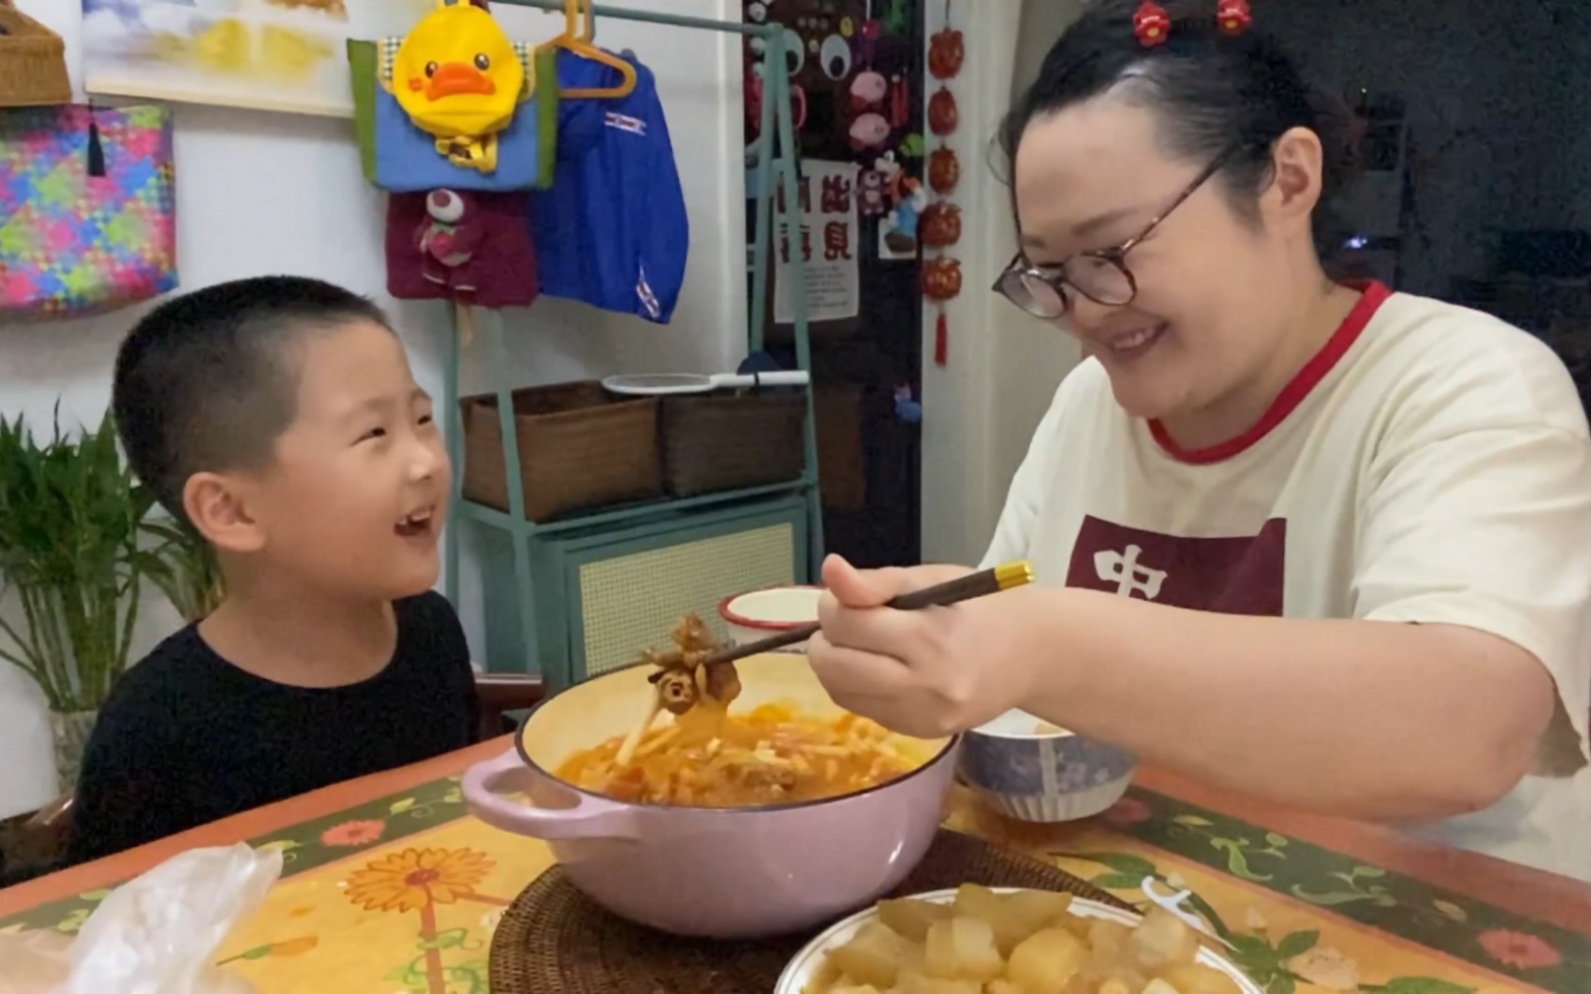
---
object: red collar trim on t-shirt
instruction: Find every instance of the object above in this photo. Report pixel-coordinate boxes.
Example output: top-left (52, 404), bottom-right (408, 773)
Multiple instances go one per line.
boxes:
top-left (1149, 280), bottom-right (1394, 465)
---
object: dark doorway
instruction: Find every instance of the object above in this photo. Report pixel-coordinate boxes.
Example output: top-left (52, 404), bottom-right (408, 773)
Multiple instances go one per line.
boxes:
top-left (742, 0), bottom-right (925, 568)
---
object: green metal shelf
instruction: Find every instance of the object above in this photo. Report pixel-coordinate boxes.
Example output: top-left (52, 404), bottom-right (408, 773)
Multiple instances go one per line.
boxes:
top-left (440, 0), bottom-right (823, 676)
top-left (458, 478), bottom-right (809, 537)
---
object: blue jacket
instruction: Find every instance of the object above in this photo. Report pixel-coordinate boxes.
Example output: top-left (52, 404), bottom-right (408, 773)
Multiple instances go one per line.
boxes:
top-left (529, 51), bottom-right (689, 324)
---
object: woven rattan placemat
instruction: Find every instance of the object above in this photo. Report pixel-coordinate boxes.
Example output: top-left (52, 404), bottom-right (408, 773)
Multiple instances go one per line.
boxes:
top-left (490, 828), bottom-right (1129, 994)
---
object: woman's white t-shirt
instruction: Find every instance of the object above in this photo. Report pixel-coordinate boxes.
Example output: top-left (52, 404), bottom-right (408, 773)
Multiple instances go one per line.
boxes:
top-left (981, 283), bottom-right (1591, 881)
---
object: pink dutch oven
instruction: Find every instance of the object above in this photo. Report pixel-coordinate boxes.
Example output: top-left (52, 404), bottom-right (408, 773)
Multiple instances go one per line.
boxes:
top-left (463, 653), bottom-right (960, 939)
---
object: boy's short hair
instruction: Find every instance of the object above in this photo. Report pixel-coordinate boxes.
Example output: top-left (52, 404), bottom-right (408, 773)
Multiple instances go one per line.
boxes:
top-left (113, 276), bottom-right (391, 524)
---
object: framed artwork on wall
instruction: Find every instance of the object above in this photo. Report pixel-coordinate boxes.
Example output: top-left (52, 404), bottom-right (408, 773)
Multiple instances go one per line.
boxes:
top-left (80, 0), bottom-right (431, 117)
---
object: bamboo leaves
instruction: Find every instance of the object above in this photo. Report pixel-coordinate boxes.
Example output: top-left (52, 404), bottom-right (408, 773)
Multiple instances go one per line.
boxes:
top-left (138, 515), bottom-right (224, 625)
top-left (0, 409), bottom-right (148, 712)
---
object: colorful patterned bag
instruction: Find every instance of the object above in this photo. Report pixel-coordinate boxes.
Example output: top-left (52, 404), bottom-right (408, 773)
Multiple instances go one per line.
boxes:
top-left (0, 104), bottom-right (178, 319)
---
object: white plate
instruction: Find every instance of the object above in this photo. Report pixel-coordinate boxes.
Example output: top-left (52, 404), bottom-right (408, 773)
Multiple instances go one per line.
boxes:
top-left (774, 887), bottom-right (1263, 994)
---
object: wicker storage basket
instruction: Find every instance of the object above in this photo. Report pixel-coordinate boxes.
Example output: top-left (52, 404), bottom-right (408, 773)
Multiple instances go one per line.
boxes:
top-left (0, 0), bottom-right (71, 108)
top-left (814, 383), bottom-right (866, 514)
top-left (462, 381), bottom-right (662, 523)
top-left (660, 392), bottom-right (807, 497)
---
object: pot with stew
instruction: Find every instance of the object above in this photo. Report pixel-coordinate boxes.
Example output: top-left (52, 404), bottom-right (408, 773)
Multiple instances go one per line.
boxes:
top-left (462, 652), bottom-right (960, 939)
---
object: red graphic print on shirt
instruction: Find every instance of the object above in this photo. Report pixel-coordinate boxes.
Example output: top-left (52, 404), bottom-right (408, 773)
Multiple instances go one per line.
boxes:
top-left (1065, 515), bottom-right (1287, 616)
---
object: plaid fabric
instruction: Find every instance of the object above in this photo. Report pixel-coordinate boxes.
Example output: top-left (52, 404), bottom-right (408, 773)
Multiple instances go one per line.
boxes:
top-left (379, 36), bottom-right (402, 85)
top-left (0, 104), bottom-right (177, 318)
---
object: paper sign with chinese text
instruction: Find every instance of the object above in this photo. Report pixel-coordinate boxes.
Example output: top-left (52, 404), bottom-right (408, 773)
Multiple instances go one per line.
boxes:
top-left (774, 160), bottom-right (862, 325)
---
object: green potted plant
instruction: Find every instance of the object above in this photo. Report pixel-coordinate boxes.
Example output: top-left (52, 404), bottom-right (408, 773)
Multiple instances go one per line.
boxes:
top-left (142, 516), bottom-right (225, 625)
top-left (0, 410), bottom-right (152, 791)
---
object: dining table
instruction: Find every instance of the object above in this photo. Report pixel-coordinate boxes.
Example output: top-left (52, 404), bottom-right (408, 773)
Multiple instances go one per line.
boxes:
top-left (1, 736), bottom-right (1588, 994)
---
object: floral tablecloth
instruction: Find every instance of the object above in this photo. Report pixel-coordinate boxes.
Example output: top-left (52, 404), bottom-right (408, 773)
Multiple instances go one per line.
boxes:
top-left (1, 775), bottom-right (1585, 994)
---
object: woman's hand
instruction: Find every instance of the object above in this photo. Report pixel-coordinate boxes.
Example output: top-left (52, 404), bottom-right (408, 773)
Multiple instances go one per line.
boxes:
top-left (807, 555), bottom-right (1046, 738)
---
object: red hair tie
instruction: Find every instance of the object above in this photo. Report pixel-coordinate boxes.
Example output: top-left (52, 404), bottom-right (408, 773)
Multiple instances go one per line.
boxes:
top-left (1133, 1), bottom-right (1171, 47)
top-left (1217, 0), bottom-right (1253, 36)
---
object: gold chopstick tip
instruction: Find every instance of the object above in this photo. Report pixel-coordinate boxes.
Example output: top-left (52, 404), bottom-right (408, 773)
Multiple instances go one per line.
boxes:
top-left (994, 560), bottom-right (1035, 590)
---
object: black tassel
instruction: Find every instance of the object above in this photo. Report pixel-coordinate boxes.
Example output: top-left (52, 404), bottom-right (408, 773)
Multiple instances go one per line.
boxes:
top-left (87, 116), bottom-right (106, 178)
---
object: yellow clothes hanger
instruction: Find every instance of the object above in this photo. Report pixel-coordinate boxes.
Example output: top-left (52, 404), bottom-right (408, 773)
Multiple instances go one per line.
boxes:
top-left (544, 0), bottom-right (638, 100)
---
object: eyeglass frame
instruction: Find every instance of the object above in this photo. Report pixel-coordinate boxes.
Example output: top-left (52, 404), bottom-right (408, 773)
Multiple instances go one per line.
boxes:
top-left (994, 143), bottom-right (1244, 317)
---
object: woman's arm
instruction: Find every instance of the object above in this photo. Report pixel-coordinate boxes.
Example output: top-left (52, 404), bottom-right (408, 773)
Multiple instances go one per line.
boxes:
top-left (811, 558), bottom-right (1560, 824)
top-left (813, 335), bottom-right (1591, 827)
top-left (1022, 590), bottom-right (1557, 823)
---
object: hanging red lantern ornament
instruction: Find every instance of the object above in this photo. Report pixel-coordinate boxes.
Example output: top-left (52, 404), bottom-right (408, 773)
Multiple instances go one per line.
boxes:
top-left (1133, 1), bottom-right (1172, 47)
top-left (922, 258), bottom-right (963, 301)
top-left (1217, 0), bottom-right (1253, 36)
top-left (928, 25), bottom-right (964, 80)
top-left (925, 0), bottom-right (964, 369)
top-left (928, 87), bottom-right (958, 136)
top-left (928, 147), bottom-right (960, 194)
top-left (920, 203), bottom-right (962, 249)
top-left (923, 258), bottom-right (961, 367)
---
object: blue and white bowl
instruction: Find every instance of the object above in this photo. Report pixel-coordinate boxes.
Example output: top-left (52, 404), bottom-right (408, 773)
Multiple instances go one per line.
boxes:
top-left (959, 710), bottom-right (1136, 823)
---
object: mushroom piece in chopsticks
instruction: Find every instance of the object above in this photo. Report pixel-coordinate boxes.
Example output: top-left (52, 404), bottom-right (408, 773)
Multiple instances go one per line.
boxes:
top-left (649, 614), bottom-right (741, 713)
top-left (615, 614), bottom-right (740, 766)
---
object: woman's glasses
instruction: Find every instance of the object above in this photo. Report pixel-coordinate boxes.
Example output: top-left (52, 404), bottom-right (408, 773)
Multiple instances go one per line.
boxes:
top-left (994, 146), bottom-right (1240, 319)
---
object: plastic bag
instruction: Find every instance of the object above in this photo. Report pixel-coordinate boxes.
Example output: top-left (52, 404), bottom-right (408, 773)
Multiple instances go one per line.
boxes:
top-left (0, 844), bottom-right (283, 994)
top-left (0, 928), bottom-right (74, 992)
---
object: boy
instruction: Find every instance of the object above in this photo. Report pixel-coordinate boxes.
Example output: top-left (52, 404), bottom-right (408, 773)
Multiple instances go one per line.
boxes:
top-left (70, 276), bottom-right (478, 864)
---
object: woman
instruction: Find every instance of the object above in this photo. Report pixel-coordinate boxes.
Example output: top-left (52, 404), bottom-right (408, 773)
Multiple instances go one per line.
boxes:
top-left (808, 0), bottom-right (1591, 881)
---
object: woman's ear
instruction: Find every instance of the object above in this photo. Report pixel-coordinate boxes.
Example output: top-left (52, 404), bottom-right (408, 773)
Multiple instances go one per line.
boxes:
top-left (1263, 126), bottom-right (1325, 234)
top-left (183, 472), bottom-right (265, 555)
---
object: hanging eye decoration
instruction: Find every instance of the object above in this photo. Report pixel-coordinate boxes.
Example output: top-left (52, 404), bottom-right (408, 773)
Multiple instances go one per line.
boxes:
top-left (819, 33), bottom-right (853, 80)
top-left (782, 27), bottom-right (805, 75)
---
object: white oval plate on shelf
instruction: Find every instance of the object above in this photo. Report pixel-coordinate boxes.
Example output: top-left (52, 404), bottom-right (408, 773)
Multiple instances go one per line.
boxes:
top-left (773, 887), bottom-right (1263, 994)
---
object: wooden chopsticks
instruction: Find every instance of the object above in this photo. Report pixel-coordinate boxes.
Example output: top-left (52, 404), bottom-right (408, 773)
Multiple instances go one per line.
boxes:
top-left (615, 562), bottom-right (1036, 767)
top-left (704, 560), bottom-right (1036, 667)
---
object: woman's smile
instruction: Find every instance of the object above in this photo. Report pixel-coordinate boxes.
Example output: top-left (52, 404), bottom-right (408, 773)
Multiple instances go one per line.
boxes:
top-left (1090, 322), bottom-right (1170, 364)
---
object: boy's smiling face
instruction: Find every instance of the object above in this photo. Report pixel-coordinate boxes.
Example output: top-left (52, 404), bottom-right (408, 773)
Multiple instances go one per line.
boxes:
top-left (244, 320), bottom-right (450, 600)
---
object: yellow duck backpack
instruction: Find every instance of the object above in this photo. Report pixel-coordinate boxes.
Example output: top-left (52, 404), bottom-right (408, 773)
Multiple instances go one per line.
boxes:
top-left (389, 0), bottom-right (529, 171)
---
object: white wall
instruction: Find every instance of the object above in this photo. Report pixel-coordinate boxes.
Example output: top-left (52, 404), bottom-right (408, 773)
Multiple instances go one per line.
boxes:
top-left (0, 0), bottom-right (743, 819)
top-left (917, 0), bottom-right (1082, 568)
top-left (990, 0), bottom-right (1083, 528)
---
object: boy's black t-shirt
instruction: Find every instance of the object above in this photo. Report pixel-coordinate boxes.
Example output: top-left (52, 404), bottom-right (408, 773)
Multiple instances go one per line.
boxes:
top-left (69, 591), bottom-right (479, 864)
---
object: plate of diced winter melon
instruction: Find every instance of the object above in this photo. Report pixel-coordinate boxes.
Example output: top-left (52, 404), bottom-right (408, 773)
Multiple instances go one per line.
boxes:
top-left (776, 884), bottom-right (1260, 994)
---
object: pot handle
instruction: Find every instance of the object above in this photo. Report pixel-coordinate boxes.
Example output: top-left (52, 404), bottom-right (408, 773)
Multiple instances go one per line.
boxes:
top-left (462, 748), bottom-right (640, 841)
